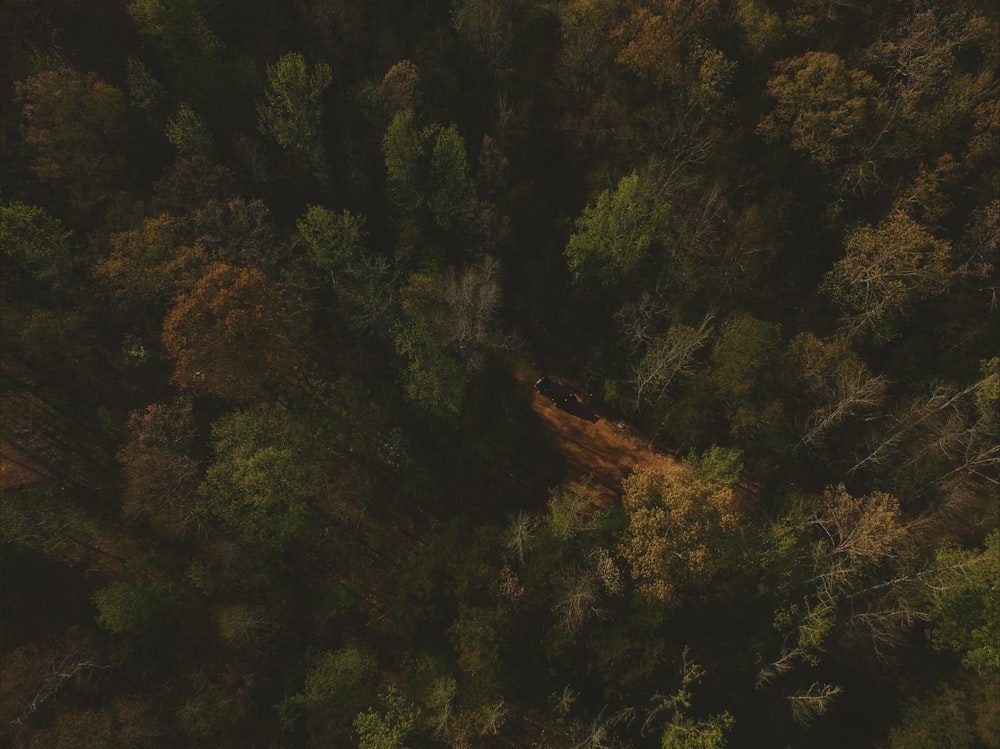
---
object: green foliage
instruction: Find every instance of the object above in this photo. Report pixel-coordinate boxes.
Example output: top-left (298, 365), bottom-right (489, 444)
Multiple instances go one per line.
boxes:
top-left (708, 314), bottom-right (783, 439)
top-left (428, 124), bottom-right (476, 231)
top-left (924, 530), bottom-right (1000, 675)
top-left (2, 2), bottom-right (998, 747)
top-left (546, 479), bottom-right (604, 541)
top-left (354, 687), bottom-right (421, 749)
top-left (383, 109), bottom-right (427, 215)
top-left (297, 205), bottom-right (366, 272)
top-left (566, 172), bottom-right (671, 286)
top-left (199, 407), bottom-right (318, 550)
top-left (94, 579), bottom-right (169, 635)
top-left (448, 605), bottom-right (507, 693)
top-left (124, 57), bottom-right (165, 113)
top-left (886, 677), bottom-right (1000, 749)
top-left (165, 103), bottom-right (214, 156)
top-left (257, 52), bottom-right (333, 181)
top-left (0, 202), bottom-right (74, 286)
top-left (682, 446), bottom-right (744, 487)
top-left (394, 317), bottom-right (468, 417)
top-left (652, 649), bottom-right (734, 749)
top-left (127, 0), bottom-right (221, 97)
top-left (280, 647), bottom-right (378, 747)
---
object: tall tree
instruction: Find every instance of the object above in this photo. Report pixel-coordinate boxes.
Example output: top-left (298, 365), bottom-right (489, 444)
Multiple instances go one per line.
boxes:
top-left (162, 262), bottom-right (305, 402)
top-left (15, 68), bottom-right (128, 215)
top-left (757, 51), bottom-right (885, 192)
top-left (127, 0), bottom-right (222, 103)
top-left (708, 313), bottom-right (783, 441)
top-left (787, 333), bottom-right (889, 449)
top-left (117, 399), bottom-right (199, 535)
top-left (565, 172), bottom-right (672, 287)
top-left (297, 205), bottom-right (400, 336)
top-left (428, 124), bottom-right (477, 233)
top-left (199, 406), bottom-right (318, 550)
top-left (824, 209), bottom-right (955, 339)
top-left (0, 202), bottom-right (74, 289)
top-left (257, 52), bottom-right (334, 184)
top-left (619, 468), bottom-right (743, 604)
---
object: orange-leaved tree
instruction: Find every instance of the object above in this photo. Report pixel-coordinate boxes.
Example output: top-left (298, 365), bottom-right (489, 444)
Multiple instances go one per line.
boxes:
top-left (162, 262), bottom-right (305, 402)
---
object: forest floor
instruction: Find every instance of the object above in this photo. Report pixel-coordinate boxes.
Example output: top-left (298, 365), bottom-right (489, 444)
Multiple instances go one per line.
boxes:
top-left (521, 371), bottom-right (683, 507)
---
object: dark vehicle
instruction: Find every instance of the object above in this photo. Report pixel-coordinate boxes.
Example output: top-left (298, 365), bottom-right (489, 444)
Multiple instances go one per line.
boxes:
top-left (535, 377), bottom-right (576, 406)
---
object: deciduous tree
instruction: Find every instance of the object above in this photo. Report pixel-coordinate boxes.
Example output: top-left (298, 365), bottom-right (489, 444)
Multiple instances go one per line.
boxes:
top-left (632, 314), bottom-right (714, 413)
top-left (118, 399), bottom-right (199, 534)
top-left (428, 124), bottom-right (477, 232)
top-left (824, 209), bottom-right (954, 339)
top-left (354, 687), bottom-right (421, 749)
top-left (788, 333), bottom-right (888, 448)
top-left (199, 406), bottom-right (318, 550)
top-left (708, 313), bottom-right (783, 439)
top-left (757, 51), bottom-right (883, 170)
top-left (16, 67), bottom-right (128, 215)
top-left (566, 172), bottom-right (671, 286)
top-left (162, 262), bottom-right (305, 402)
top-left (257, 52), bottom-right (333, 183)
top-left (0, 202), bottom-right (74, 289)
top-left (619, 468), bottom-right (742, 604)
top-left (97, 213), bottom-right (209, 310)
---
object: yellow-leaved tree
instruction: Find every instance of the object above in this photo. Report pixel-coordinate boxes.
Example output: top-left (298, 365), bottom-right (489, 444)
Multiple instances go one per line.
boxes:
top-left (619, 468), bottom-right (743, 604)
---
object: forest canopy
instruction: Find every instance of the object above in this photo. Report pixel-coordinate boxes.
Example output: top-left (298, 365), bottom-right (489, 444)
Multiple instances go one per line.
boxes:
top-left (1, 0), bottom-right (997, 747)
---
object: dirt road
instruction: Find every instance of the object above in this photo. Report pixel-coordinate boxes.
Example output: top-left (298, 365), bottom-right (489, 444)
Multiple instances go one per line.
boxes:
top-left (524, 373), bottom-right (682, 506)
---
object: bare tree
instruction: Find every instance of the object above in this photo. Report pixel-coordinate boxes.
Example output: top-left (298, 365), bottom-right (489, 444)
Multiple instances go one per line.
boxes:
top-left (788, 683), bottom-right (843, 726)
top-left (632, 313), bottom-right (714, 412)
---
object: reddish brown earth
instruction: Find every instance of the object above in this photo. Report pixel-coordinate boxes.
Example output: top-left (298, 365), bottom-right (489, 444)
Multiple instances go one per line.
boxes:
top-left (522, 372), bottom-right (683, 506)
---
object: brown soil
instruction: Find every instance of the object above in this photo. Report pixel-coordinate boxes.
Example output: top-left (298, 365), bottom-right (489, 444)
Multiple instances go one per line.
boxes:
top-left (522, 372), bottom-right (683, 506)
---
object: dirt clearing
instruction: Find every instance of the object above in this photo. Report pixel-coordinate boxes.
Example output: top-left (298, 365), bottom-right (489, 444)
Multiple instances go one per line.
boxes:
top-left (522, 372), bottom-right (682, 506)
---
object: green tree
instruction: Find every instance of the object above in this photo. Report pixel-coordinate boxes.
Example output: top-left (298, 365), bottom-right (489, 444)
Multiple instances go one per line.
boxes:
top-left (708, 314), bottom-right (783, 440)
top-left (297, 205), bottom-right (366, 274)
top-left (923, 530), bottom-right (1000, 676)
top-left (383, 109), bottom-right (428, 216)
top-left (199, 406), bottom-right (318, 550)
top-left (393, 258), bottom-right (504, 416)
top-left (354, 687), bottom-right (421, 749)
top-left (394, 316), bottom-right (468, 418)
top-left (632, 315), bottom-right (714, 413)
top-left (0, 202), bottom-right (74, 288)
top-left (280, 647), bottom-right (379, 748)
top-left (257, 52), bottom-right (333, 183)
top-left (652, 649), bottom-right (734, 749)
top-left (682, 445), bottom-right (743, 487)
top-left (566, 172), bottom-right (671, 286)
top-left (165, 102), bottom-right (214, 156)
top-left (94, 579), bottom-right (171, 635)
top-left (428, 124), bottom-right (476, 232)
top-left (300, 208), bottom-right (400, 336)
top-left (451, 0), bottom-right (525, 78)
top-left (886, 676), bottom-right (1000, 749)
top-left (127, 0), bottom-right (222, 101)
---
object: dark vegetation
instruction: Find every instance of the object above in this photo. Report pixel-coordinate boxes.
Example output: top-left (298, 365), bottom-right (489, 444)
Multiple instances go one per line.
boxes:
top-left (1, 0), bottom-right (998, 746)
